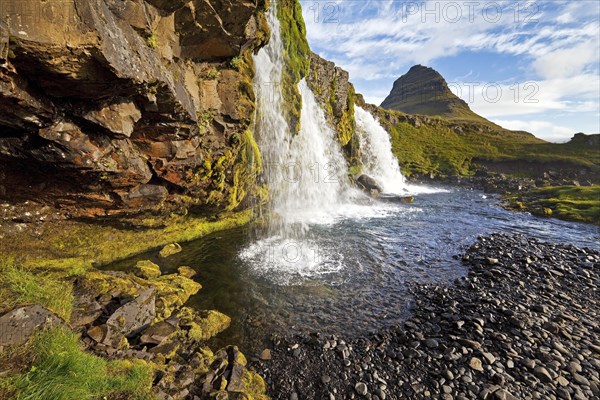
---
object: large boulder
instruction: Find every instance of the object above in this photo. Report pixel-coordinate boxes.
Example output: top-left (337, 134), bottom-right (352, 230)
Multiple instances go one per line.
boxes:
top-left (106, 287), bottom-right (156, 338)
top-left (134, 260), bottom-right (162, 279)
top-left (356, 174), bottom-right (383, 195)
top-left (0, 305), bottom-right (64, 346)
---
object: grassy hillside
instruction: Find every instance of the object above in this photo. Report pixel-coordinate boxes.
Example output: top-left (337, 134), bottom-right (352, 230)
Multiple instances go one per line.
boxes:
top-left (376, 109), bottom-right (599, 180)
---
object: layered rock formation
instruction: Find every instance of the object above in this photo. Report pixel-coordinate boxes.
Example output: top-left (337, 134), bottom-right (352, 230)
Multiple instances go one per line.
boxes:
top-left (0, 0), bottom-right (268, 218)
top-left (307, 52), bottom-right (358, 163)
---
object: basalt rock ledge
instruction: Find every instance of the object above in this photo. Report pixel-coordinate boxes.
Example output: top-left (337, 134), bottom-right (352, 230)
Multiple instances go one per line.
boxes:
top-left (0, 0), bottom-right (269, 219)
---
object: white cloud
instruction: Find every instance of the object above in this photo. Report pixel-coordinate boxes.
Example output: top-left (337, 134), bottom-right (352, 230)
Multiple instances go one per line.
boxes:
top-left (457, 74), bottom-right (600, 117)
top-left (300, 1), bottom-right (600, 134)
top-left (533, 42), bottom-right (600, 79)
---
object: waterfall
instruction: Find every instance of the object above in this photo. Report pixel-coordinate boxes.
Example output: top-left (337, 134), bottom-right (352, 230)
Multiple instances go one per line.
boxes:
top-left (243, 2), bottom-right (445, 284)
top-left (253, 2), bottom-right (351, 236)
top-left (354, 105), bottom-right (407, 194)
top-left (280, 79), bottom-right (352, 227)
top-left (241, 1), bottom-right (357, 283)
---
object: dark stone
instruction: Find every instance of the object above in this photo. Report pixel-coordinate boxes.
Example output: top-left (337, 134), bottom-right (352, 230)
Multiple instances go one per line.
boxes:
top-left (356, 175), bottom-right (383, 194)
top-left (140, 321), bottom-right (178, 346)
top-left (0, 305), bottom-right (64, 346)
top-left (107, 287), bottom-right (156, 338)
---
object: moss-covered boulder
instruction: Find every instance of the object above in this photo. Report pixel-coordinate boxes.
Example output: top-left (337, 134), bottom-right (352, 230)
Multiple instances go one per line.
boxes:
top-left (146, 274), bottom-right (202, 320)
top-left (133, 260), bottom-right (162, 279)
top-left (199, 346), bottom-right (269, 399)
top-left (159, 243), bottom-right (183, 258)
top-left (72, 267), bottom-right (201, 327)
top-left (177, 266), bottom-right (197, 278)
top-left (177, 307), bottom-right (231, 342)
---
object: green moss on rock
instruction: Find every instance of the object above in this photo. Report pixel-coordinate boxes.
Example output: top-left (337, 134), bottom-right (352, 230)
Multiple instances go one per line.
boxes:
top-left (277, 0), bottom-right (310, 135)
top-left (337, 86), bottom-right (355, 144)
top-left (147, 274), bottom-right (202, 320)
top-left (133, 260), bottom-right (162, 279)
top-left (504, 185), bottom-right (600, 225)
top-left (177, 266), bottom-right (197, 278)
top-left (177, 307), bottom-right (232, 342)
top-left (159, 243), bottom-right (183, 258)
top-left (1, 209), bottom-right (254, 273)
top-left (228, 129), bottom-right (263, 211)
top-left (240, 370), bottom-right (269, 400)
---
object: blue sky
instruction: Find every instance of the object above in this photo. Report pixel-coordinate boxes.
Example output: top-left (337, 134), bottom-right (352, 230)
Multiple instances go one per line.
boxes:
top-left (299, 0), bottom-right (600, 142)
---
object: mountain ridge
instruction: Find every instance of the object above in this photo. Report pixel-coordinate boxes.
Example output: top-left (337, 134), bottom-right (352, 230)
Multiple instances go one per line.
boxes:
top-left (380, 65), bottom-right (496, 125)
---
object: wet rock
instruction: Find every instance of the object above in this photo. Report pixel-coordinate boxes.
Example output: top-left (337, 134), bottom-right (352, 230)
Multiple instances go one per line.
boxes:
top-left (178, 308), bottom-right (231, 342)
top-left (226, 362), bottom-right (246, 391)
top-left (87, 324), bottom-right (128, 349)
top-left (356, 175), bottom-right (383, 195)
top-left (481, 351), bottom-right (496, 365)
top-left (494, 388), bottom-right (519, 400)
top-left (0, 305), bottom-right (64, 346)
top-left (259, 349), bottom-right (272, 361)
top-left (159, 243), bottom-right (183, 258)
top-left (533, 366), bottom-right (553, 383)
top-left (86, 324), bottom-right (106, 342)
top-left (378, 194), bottom-right (415, 204)
top-left (148, 339), bottom-right (181, 357)
top-left (442, 369), bottom-right (455, 380)
top-left (522, 358), bottom-right (536, 370)
top-left (567, 361), bottom-right (582, 374)
top-left (70, 298), bottom-right (103, 328)
top-left (572, 373), bottom-right (590, 386)
top-left (177, 266), bottom-right (197, 278)
top-left (306, 52), bottom-right (356, 149)
top-left (557, 376), bottom-right (569, 387)
top-left (134, 260), bottom-right (162, 279)
top-left (83, 100), bottom-right (141, 137)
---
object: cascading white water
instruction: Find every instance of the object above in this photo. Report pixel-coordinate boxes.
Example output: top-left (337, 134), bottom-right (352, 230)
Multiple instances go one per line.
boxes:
top-left (278, 79), bottom-right (352, 228)
top-left (245, 2), bottom-right (444, 284)
top-left (242, 1), bottom-right (356, 283)
top-left (252, 2), bottom-right (289, 231)
top-left (354, 105), bottom-right (407, 194)
top-left (253, 2), bottom-right (351, 236)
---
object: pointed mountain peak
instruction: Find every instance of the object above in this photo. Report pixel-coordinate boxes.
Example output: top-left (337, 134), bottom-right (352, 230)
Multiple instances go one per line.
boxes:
top-left (380, 65), bottom-right (489, 123)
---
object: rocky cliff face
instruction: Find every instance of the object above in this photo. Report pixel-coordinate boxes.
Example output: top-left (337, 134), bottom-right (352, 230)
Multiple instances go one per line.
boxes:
top-left (307, 52), bottom-right (358, 164)
top-left (0, 0), bottom-right (268, 219)
top-left (380, 65), bottom-right (489, 123)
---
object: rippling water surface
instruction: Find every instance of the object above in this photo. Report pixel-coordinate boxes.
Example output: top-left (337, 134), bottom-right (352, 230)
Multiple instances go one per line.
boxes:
top-left (108, 188), bottom-right (599, 352)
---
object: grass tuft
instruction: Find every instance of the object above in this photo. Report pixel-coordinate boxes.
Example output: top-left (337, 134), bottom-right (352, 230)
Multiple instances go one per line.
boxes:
top-left (11, 327), bottom-right (154, 400)
top-left (0, 261), bottom-right (74, 320)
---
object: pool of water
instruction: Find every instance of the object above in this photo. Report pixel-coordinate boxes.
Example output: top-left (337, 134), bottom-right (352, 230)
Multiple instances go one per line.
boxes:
top-left (107, 187), bottom-right (599, 353)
